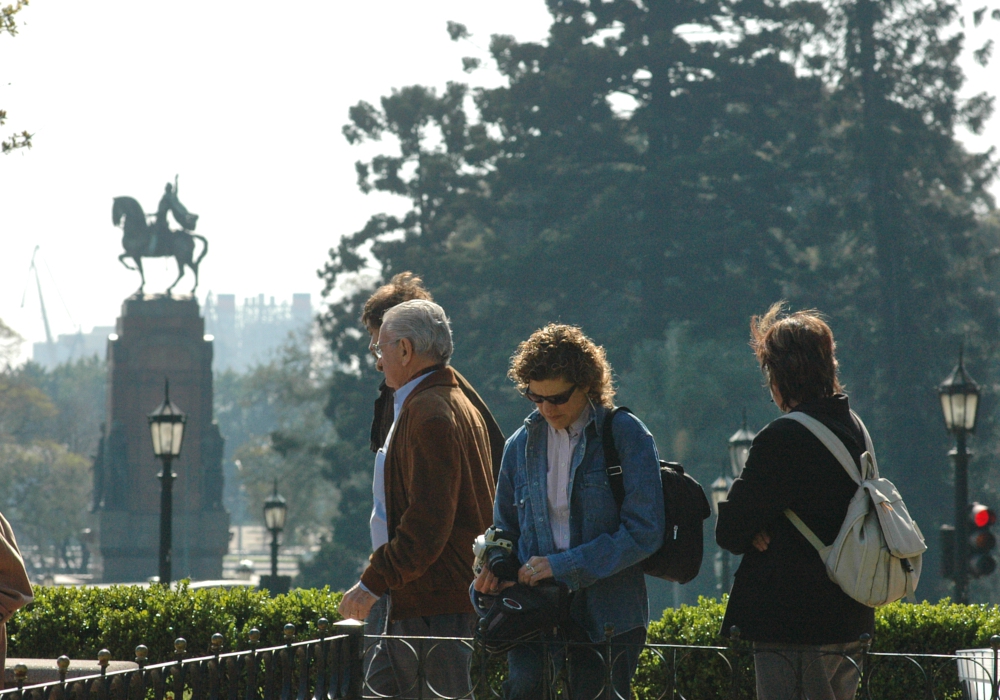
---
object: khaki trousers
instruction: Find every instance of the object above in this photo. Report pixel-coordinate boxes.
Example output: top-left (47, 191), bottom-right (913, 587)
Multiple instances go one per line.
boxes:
top-left (754, 641), bottom-right (863, 700)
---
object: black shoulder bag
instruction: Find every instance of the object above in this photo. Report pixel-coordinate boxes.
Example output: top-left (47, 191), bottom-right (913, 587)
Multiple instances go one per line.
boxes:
top-left (602, 407), bottom-right (711, 584)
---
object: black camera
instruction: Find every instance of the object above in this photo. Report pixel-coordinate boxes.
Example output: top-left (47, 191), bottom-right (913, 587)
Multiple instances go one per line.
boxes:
top-left (472, 526), bottom-right (520, 581)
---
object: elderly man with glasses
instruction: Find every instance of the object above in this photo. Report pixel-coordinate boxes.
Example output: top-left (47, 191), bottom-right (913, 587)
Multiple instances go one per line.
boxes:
top-left (339, 299), bottom-right (495, 699)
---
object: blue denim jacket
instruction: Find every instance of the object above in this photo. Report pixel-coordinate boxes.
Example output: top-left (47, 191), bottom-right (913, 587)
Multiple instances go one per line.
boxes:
top-left (482, 404), bottom-right (665, 642)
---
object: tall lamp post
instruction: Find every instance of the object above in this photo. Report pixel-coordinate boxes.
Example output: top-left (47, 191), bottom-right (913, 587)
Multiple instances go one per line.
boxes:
top-left (148, 379), bottom-right (186, 585)
top-left (939, 349), bottom-right (980, 604)
top-left (263, 480), bottom-right (287, 579)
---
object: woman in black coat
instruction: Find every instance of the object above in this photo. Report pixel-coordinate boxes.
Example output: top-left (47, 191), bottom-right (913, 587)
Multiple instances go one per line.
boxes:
top-left (716, 303), bottom-right (875, 700)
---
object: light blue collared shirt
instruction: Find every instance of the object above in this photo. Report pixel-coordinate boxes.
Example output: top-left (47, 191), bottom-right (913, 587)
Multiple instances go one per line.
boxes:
top-left (362, 370), bottom-right (433, 596)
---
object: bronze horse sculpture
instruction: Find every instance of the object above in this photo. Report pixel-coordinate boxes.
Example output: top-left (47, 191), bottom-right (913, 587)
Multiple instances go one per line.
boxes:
top-left (113, 186), bottom-right (208, 295)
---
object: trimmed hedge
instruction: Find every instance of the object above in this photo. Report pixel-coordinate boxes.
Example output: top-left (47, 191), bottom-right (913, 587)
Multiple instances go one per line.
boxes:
top-left (7, 583), bottom-right (344, 663)
top-left (8, 587), bottom-right (1000, 700)
top-left (635, 595), bottom-right (1000, 700)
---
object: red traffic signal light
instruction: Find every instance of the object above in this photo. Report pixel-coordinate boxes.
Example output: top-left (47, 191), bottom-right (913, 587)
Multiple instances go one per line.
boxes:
top-left (969, 502), bottom-right (997, 579)
top-left (971, 503), bottom-right (997, 528)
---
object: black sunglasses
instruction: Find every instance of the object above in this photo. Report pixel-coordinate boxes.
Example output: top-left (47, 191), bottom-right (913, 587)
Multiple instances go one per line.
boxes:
top-left (522, 385), bottom-right (578, 405)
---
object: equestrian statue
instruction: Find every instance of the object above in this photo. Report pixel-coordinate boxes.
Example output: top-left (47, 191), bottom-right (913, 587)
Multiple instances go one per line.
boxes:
top-left (112, 177), bottom-right (208, 295)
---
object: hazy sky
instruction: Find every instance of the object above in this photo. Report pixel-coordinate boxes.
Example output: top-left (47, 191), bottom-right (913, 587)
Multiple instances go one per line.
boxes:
top-left (1, 1), bottom-right (996, 362)
top-left (0, 1), bottom-right (551, 358)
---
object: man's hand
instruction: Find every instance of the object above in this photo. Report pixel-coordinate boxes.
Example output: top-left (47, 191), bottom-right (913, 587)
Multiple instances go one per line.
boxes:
top-left (518, 556), bottom-right (553, 586)
top-left (338, 582), bottom-right (378, 621)
top-left (752, 531), bottom-right (771, 552)
top-left (474, 565), bottom-right (517, 596)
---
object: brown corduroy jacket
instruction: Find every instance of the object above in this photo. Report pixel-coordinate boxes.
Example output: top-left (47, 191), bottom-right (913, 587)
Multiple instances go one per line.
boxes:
top-left (0, 512), bottom-right (33, 689)
top-left (360, 367), bottom-right (495, 620)
top-left (370, 369), bottom-right (505, 482)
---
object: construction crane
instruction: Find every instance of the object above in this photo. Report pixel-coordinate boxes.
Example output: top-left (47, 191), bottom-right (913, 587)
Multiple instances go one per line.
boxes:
top-left (20, 247), bottom-right (86, 368)
top-left (21, 245), bottom-right (55, 365)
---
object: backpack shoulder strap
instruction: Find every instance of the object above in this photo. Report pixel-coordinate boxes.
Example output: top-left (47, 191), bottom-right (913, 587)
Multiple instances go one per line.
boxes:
top-left (782, 411), bottom-right (866, 552)
top-left (782, 412), bottom-right (862, 485)
top-left (784, 509), bottom-right (827, 553)
top-left (849, 410), bottom-right (879, 479)
top-left (602, 406), bottom-right (632, 510)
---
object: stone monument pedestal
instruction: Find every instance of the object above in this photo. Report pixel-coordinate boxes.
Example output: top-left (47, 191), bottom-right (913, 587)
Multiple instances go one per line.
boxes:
top-left (94, 295), bottom-right (229, 582)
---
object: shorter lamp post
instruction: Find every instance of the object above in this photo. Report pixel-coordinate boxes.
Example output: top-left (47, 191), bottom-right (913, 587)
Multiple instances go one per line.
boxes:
top-left (712, 413), bottom-right (756, 597)
top-left (263, 480), bottom-right (287, 579)
top-left (148, 379), bottom-right (186, 585)
top-left (939, 348), bottom-right (980, 604)
top-left (711, 474), bottom-right (732, 594)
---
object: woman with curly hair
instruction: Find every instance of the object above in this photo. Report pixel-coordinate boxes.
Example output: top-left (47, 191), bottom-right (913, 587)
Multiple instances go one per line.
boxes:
top-left (473, 324), bottom-right (664, 699)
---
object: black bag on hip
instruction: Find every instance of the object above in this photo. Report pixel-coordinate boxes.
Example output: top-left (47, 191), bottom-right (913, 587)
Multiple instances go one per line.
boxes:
top-left (602, 407), bottom-right (711, 584)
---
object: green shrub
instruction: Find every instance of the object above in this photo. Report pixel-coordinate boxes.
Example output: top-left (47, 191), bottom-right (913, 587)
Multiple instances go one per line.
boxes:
top-left (635, 596), bottom-right (1000, 700)
top-left (9, 587), bottom-right (1000, 700)
top-left (7, 583), bottom-right (344, 662)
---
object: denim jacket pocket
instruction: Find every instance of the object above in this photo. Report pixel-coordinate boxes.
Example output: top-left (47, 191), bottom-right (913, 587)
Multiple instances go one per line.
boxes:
top-left (577, 470), bottom-right (618, 533)
top-left (512, 482), bottom-right (536, 560)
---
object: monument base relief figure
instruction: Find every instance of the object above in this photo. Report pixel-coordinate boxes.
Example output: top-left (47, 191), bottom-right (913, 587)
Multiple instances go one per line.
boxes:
top-left (113, 177), bottom-right (208, 295)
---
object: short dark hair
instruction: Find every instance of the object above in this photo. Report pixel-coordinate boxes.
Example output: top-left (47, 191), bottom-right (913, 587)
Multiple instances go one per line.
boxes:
top-left (508, 324), bottom-right (615, 408)
top-left (750, 302), bottom-right (842, 407)
top-left (360, 272), bottom-right (433, 329)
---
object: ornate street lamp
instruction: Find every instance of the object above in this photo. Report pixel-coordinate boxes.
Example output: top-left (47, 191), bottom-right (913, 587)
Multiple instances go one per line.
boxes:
top-left (148, 379), bottom-right (186, 585)
top-left (728, 410), bottom-right (756, 479)
top-left (940, 348), bottom-right (980, 434)
top-left (939, 348), bottom-right (981, 604)
top-left (264, 480), bottom-right (287, 579)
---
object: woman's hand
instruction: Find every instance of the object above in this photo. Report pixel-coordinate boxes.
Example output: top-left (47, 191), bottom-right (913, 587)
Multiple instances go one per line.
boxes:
top-left (474, 565), bottom-right (516, 595)
top-left (752, 530), bottom-right (771, 552)
top-left (518, 556), bottom-right (553, 586)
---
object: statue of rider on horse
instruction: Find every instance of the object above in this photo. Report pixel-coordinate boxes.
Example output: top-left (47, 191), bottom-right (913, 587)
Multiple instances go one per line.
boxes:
top-left (113, 176), bottom-right (208, 296)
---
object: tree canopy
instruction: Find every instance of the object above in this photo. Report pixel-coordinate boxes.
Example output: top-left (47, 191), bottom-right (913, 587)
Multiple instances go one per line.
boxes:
top-left (0, 345), bottom-right (103, 576)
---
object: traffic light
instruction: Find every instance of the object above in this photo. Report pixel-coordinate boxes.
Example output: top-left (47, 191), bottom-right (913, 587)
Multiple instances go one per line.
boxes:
top-left (968, 502), bottom-right (997, 578)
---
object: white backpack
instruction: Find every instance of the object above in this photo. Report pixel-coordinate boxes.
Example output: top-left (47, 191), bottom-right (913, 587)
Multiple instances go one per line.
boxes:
top-left (782, 411), bottom-right (927, 607)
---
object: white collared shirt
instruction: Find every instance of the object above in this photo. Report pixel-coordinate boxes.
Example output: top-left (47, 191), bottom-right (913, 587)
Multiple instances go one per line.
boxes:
top-left (546, 406), bottom-right (592, 552)
top-left (370, 371), bottom-right (428, 551)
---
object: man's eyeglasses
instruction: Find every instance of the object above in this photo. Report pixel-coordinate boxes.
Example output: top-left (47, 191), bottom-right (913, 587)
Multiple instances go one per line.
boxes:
top-left (372, 339), bottom-right (399, 359)
top-left (522, 385), bottom-right (578, 405)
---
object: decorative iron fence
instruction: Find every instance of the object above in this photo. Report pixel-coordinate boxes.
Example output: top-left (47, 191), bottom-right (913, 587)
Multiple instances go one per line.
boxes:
top-left (3, 619), bottom-right (999, 700)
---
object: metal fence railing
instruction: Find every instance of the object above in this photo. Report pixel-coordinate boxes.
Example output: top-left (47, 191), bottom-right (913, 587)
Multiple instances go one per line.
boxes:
top-left (2, 619), bottom-right (999, 700)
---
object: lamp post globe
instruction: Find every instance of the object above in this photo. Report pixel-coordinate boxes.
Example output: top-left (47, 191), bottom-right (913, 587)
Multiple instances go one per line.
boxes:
top-left (710, 475), bottom-right (731, 518)
top-left (728, 411), bottom-right (756, 479)
top-left (149, 379), bottom-right (186, 459)
top-left (939, 347), bottom-right (980, 434)
top-left (264, 480), bottom-right (287, 578)
top-left (148, 379), bottom-right (186, 585)
top-left (939, 348), bottom-right (980, 604)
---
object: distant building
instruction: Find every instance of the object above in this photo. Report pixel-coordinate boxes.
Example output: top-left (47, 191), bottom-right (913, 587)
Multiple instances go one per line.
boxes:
top-left (32, 326), bottom-right (116, 369)
top-left (203, 293), bottom-right (313, 372)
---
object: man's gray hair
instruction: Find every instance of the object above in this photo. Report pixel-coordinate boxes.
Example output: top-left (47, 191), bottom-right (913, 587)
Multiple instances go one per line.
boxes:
top-left (381, 299), bottom-right (454, 364)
